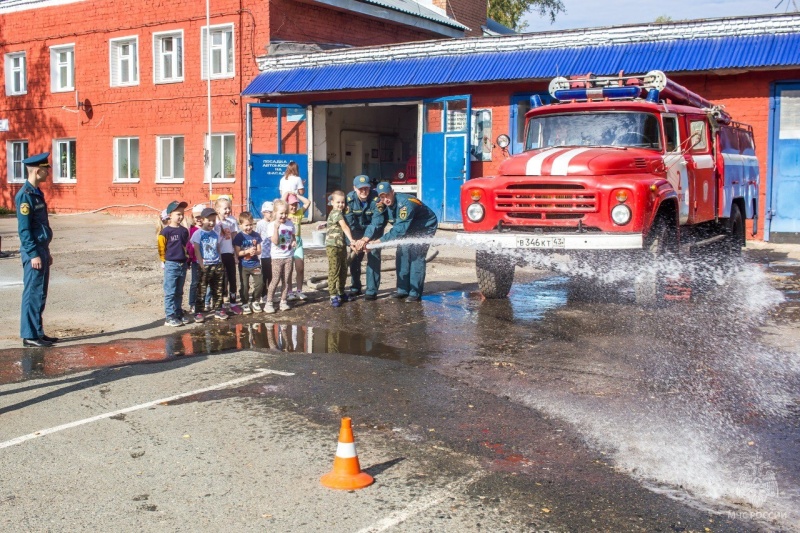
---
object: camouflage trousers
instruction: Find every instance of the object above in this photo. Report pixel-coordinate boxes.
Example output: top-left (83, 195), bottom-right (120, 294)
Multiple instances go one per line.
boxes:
top-left (327, 246), bottom-right (347, 297)
top-left (197, 263), bottom-right (225, 312)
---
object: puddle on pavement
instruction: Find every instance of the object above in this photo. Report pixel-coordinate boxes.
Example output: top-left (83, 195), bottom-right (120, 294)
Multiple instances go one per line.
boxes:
top-left (0, 322), bottom-right (411, 385)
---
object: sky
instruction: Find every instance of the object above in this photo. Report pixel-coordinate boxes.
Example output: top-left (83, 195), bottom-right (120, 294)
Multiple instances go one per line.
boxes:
top-left (523, 0), bottom-right (797, 33)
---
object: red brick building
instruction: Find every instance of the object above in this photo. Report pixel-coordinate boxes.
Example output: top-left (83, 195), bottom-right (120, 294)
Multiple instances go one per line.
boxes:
top-left (0, 0), bottom-right (487, 214)
top-left (243, 14), bottom-right (800, 241)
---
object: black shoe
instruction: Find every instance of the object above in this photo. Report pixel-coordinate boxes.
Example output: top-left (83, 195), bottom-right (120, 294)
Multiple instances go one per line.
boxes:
top-left (23, 338), bottom-right (53, 348)
top-left (347, 288), bottom-right (362, 296)
top-left (405, 295), bottom-right (421, 302)
top-left (365, 294), bottom-right (377, 301)
top-left (41, 335), bottom-right (59, 343)
top-left (391, 292), bottom-right (408, 299)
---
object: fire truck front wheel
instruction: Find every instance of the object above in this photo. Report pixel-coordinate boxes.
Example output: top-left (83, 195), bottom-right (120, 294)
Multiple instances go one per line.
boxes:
top-left (476, 250), bottom-right (515, 299)
top-left (634, 214), bottom-right (675, 305)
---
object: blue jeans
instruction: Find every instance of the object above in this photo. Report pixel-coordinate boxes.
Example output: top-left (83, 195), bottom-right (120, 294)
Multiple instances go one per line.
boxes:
top-left (163, 261), bottom-right (187, 319)
top-left (188, 262), bottom-right (200, 310)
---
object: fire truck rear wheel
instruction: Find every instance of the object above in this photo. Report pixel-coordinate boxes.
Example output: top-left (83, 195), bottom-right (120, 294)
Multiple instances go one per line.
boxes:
top-left (476, 250), bottom-right (515, 299)
top-left (723, 203), bottom-right (745, 256)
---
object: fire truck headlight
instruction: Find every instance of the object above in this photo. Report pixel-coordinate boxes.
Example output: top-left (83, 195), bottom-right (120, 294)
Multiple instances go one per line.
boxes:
top-left (466, 202), bottom-right (485, 223)
top-left (611, 204), bottom-right (632, 225)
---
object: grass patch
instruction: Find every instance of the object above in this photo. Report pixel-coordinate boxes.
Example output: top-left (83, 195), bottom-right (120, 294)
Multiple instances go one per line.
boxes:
top-left (0, 207), bottom-right (15, 215)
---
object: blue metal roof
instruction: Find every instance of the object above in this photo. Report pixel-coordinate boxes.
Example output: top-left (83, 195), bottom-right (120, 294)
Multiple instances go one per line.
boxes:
top-left (243, 33), bottom-right (800, 97)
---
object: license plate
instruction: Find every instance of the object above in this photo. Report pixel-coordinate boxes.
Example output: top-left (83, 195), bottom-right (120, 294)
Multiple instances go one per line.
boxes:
top-left (515, 236), bottom-right (565, 249)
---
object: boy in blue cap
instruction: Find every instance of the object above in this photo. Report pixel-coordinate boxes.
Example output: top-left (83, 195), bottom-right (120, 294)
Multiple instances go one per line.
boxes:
top-left (367, 182), bottom-right (438, 302)
top-left (158, 200), bottom-right (190, 326)
top-left (345, 175), bottom-right (386, 300)
top-left (16, 152), bottom-right (58, 347)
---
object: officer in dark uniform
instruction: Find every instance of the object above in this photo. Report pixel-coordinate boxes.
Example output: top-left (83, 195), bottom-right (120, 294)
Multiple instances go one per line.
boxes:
top-left (344, 175), bottom-right (387, 300)
top-left (16, 152), bottom-right (58, 348)
top-left (369, 182), bottom-right (438, 302)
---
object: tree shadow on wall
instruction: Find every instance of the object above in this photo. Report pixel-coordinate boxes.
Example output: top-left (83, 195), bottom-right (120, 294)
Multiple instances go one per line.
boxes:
top-left (1, 35), bottom-right (69, 207)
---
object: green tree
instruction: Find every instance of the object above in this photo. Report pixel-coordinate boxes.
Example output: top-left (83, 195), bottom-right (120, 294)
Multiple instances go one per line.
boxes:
top-left (654, 15), bottom-right (673, 23)
top-left (489, 0), bottom-right (565, 32)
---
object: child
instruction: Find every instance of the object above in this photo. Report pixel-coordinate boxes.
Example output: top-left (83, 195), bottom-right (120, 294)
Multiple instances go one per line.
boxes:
top-left (255, 201), bottom-right (274, 305)
top-left (187, 204), bottom-right (205, 314)
top-left (325, 191), bottom-right (356, 307)
top-left (264, 199), bottom-right (295, 313)
top-left (214, 196), bottom-right (240, 313)
top-left (285, 192), bottom-right (311, 301)
top-left (191, 207), bottom-right (228, 322)
top-left (233, 212), bottom-right (263, 314)
top-left (279, 161), bottom-right (305, 199)
top-left (158, 201), bottom-right (190, 326)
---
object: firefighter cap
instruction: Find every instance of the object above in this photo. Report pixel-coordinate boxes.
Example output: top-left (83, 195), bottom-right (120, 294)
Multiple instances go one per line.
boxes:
top-left (376, 182), bottom-right (393, 196)
top-left (22, 152), bottom-right (51, 168)
top-left (353, 175), bottom-right (371, 188)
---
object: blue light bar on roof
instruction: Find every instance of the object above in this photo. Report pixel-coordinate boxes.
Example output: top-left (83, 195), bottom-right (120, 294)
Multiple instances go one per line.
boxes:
top-left (553, 86), bottom-right (642, 101)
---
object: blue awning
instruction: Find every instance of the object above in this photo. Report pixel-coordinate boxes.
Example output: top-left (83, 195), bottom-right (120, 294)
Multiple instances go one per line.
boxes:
top-left (243, 33), bottom-right (800, 97)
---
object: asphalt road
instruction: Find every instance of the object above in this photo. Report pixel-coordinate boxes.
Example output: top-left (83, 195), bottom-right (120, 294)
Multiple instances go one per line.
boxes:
top-left (1, 246), bottom-right (799, 531)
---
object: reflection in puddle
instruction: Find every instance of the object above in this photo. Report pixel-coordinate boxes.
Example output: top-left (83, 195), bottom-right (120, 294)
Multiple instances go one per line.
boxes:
top-left (0, 323), bottom-right (408, 385)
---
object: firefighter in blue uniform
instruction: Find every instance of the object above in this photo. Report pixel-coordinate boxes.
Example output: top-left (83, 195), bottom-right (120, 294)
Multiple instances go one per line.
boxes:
top-left (369, 182), bottom-right (438, 302)
top-left (16, 152), bottom-right (58, 347)
top-left (345, 175), bottom-right (386, 301)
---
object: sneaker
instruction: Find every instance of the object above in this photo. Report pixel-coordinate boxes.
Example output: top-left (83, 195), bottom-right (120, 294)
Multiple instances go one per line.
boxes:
top-left (230, 304), bottom-right (243, 315)
top-left (296, 291), bottom-right (308, 301)
top-left (215, 310), bottom-right (229, 321)
top-left (347, 287), bottom-right (362, 296)
top-left (279, 300), bottom-right (291, 311)
top-left (264, 302), bottom-right (275, 314)
top-left (365, 293), bottom-right (377, 301)
top-left (287, 292), bottom-right (299, 301)
top-left (194, 313), bottom-right (205, 323)
top-left (165, 317), bottom-right (182, 327)
top-left (251, 302), bottom-right (262, 313)
top-left (331, 296), bottom-right (341, 308)
top-left (340, 293), bottom-right (350, 303)
top-left (242, 303), bottom-right (252, 314)
top-left (180, 314), bottom-right (192, 325)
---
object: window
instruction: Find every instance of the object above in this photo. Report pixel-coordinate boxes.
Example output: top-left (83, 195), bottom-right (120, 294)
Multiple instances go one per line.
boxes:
top-left (663, 116), bottom-right (679, 153)
top-left (7, 140), bottom-right (28, 182)
top-left (110, 36), bottom-right (139, 87)
top-left (689, 120), bottom-right (708, 152)
top-left (5, 52), bottom-right (26, 95)
top-left (53, 139), bottom-right (77, 182)
top-left (207, 133), bottom-right (235, 181)
top-left (201, 24), bottom-right (234, 79)
top-left (50, 44), bottom-right (75, 92)
top-left (157, 135), bottom-right (184, 181)
top-left (153, 31), bottom-right (183, 83)
top-left (510, 93), bottom-right (552, 153)
top-left (114, 137), bottom-right (140, 181)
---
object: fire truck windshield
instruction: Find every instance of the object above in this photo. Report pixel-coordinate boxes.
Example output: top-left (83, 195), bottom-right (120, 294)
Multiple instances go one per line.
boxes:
top-left (526, 112), bottom-right (662, 151)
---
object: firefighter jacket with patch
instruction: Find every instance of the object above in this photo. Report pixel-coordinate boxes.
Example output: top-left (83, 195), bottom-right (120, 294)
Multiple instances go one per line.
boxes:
top-left (15, 180), bottom-right (52, 260)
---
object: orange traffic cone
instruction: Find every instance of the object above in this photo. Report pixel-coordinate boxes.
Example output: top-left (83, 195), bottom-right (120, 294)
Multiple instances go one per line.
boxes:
top-left (320, 417), bottom-right (374, 490)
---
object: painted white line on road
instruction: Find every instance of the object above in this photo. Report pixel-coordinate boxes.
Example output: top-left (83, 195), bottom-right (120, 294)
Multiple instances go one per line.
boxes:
top-left (0, 368), bottom-right (293, 449)
top-left (355, 473), bottom-right (485, 533)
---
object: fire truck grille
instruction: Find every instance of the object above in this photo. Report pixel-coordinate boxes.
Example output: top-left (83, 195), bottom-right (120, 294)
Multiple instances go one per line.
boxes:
top-left (495, 184), bottom-right (598, 218)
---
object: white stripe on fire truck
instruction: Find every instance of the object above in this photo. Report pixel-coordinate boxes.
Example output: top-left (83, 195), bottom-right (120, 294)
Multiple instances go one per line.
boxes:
top-left (550, 148), bottom-right (592, 175)
top-left (525, 148), bottom-right (564, 176)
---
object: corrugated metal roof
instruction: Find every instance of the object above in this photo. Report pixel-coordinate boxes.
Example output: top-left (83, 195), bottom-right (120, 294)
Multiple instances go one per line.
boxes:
top-left (243, 32), bottom-right (800, 97)
top-left (359, 0), bottom-right (467, 30)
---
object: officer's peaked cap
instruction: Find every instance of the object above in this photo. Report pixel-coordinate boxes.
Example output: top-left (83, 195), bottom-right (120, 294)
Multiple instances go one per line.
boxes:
top-left (353, 175), bottom-right (371, 188)
top-left (22, 152), bottom-right (51, 168)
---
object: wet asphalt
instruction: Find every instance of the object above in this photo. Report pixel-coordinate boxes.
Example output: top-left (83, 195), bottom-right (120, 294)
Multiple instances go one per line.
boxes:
top-left (0, 251), bottom-right (798, 531)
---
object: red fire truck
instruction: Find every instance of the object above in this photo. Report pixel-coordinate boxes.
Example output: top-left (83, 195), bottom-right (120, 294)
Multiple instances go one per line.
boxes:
top-left (459, 71), bottom-right (759, 301)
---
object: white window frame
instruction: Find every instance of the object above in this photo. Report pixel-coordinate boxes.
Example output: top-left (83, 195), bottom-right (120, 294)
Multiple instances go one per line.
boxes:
top-left (5, 52), bottom-right (27, 96)
top-left (109, 36), bottom-right (139, 87)
top-left (53, 138), bottom-right (77, 183)
top-left (50, 44), bottom-right (75, 92)
top-left (205, 133), bottom-right (236, 183)
top-left (114, 137), bottom-right (140, 182)
top-left (157, 135), bottom-right (185, 183)
top-left (153, 30), bottom-right (184, 84)
top-left (201, 24), bottom-right (235, 80)
top-left (6, 140), bottom-right (28, 183)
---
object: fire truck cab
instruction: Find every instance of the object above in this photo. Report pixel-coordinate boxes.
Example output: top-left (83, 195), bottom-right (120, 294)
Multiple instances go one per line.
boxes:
top-left (458, 71), bottom-right (759, 301)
